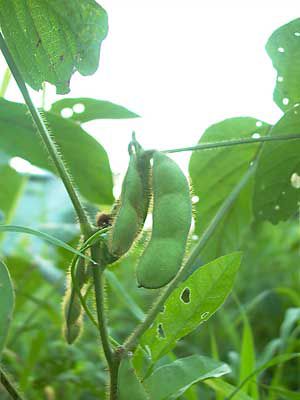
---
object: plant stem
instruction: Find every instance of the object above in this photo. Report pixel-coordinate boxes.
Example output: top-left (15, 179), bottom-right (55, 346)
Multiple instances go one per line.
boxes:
top-left (162, 133), bottom-right (300, 154)
top-left (0, 32), bottom-right (92, 238)
top-left (0, 67), bottom-right (11, 97)
top-left (123, 166), bottom-right (255, 351)
top-left (0, 367), bottom-right (25, 400)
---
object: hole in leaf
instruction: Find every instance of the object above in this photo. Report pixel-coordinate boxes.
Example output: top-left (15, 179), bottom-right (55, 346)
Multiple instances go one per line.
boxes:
top-left (256, 121), bottom-right (263, 127)
top-left (192, 195), bottom-right (199, 204)
top-left (282, 98), bottom-right (289, 106)
top-left (291, 172), bottom-right (300, 189)
top-left (61, 108), bottom-right (73, 118)
top-left (277, 76), bottom-right (284, 82)
top-left (252, 133), bottom-right (260, 139)
top-left (274, 205), bottom-right (280, 210)
top-left (157, 323), bottom-right (165, 338)
top-left (160, 305), bottom-right (166, 313)
top-left (201, 311), bottom-right (210, 319)
top-left (180, 288), bottom-right (191, 304)
top-left (192, 234), bottom-right (199, 241)
top-left (294, 32), bottom-right (300, 37)
top-left (278, 47), bottom-right (285, 53)
top-left (73, 103), bottom-right (85, 113)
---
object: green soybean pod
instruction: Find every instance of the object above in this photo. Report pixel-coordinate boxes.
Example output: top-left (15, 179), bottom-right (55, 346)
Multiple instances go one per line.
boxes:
top-left (109, 150), bottom-right (151, 257)
top-left (62, 256), bottom-right (86, 344)
top-left (118, 356), bottom-right (149, 400)
top-left (136, 151), bottom-right (192, 289)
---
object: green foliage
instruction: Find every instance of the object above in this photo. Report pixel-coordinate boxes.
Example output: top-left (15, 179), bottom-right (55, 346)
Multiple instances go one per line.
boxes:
top-left (189, 117), bottom-right (271, 262)
top-left (141, 253), bottom-right (241, 361)
top-left (0, 98), bottom-right (114, 204)
top-left (0, 260), bottom-right (15, 357)
top-left (254, 109), bottom-right (300, 224)
top-left (51, 98), bottom-right (140, 123)
top-left (0, 0), bottom-right (108, 94)
top-left (118, 357), bottom-right (149, 400)
top-left (137, 152), bottom-right (192, 288)
top-left (143, 355), bottom-right (230, 400)
top-left (266, 18), bottom-right (300, 111)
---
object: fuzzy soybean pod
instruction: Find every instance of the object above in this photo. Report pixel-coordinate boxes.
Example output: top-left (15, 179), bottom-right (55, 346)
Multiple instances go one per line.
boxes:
top-left (62, 256), bottom-right (86, 344)
top-left (109, 151), bottom-right (150, 257)
top-left (136, 151), bottom-right (192, 289)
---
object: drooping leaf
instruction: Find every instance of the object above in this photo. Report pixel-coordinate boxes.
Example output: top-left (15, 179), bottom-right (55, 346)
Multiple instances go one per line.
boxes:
top-left (143, 355), bottom-right (230, 400)
top-left (0, 224), bottom-right (92, 262)
top-left (118, 357), bottom-right (149, 400)
top-left (141, 253), bottom-right (242, 361)
top-left (0, 98), bottom-right (113, 204)
top-left (0, 0), bottom-right (108, 94)
top-left (253, 108), bottom-right (300, 224)
top-left (51, 98), bottom-right (140, 123)
top-left (189, 117), bottom-right (270, 262)
top-left (266, 18), bottom-right (300, 111)
top-left (0, 260), bottom-right (15, 357)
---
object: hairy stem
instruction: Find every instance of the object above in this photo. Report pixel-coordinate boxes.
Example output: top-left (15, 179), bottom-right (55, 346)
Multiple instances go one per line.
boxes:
top-left (163, 133), bottom-right (300, 154)
top-left (0, 33), bottom-right (92, 238)
top-left (123, 166), bottom-right (255, 351)
top-left (0, 367), bottom-right (25, 400)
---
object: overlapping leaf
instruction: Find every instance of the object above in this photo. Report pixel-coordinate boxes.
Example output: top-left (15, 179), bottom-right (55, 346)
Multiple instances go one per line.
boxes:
top-left (0, 98), bottom-right (113, 204)
top-left (141, 253), bottom-right (242, 361)
top-left (0, 260), bottom-right (15, 357)
top-left (0, 0), bottom-right (108, 94)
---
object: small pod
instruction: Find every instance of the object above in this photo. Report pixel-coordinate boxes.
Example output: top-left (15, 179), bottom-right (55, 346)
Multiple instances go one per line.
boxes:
top-left (62, 256), bottom-right (86, 344)
top-left (108, 150), bottom-right (151, 257)
top-left (136, 152), bottom-right (192, 289)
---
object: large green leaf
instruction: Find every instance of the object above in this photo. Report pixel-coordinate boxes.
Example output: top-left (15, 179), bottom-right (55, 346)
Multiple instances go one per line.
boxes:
top-left (141, 253), bottom-right (242, 361)
top-left (0, 164), bottom-right (25, 222)
top-left (143, 355), bottom-right (230, 400)
top-left (118, 357), bottom-right (149, 400)
top-left (51, 98), bottom-right (140, 123)
top-left (266, 18), bottom-right (300, 111)
top-left (0, 98), bottom-right (113, 204)
top-left (0, 260), bottom-right (15, 357)
top-left (189, 117), bottom-right (270, 262)
top-left (0, 0), bottom-right (108, 94)
top-left (253, 109), bottom-right (300, 224)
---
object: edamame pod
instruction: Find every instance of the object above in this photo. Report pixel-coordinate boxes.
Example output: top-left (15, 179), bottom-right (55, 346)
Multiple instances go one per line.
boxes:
top-left (136, 152), bottom-right (192, 288)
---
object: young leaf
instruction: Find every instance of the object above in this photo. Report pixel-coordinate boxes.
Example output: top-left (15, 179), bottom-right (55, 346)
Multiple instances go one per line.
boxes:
top-left (0, 260), bottom-right (14, 357)
top-left (118, 357), bottom-right (149, 400)
top-left (0, 0), bottom-right (108, 94)
top-left (253, 109), bottom-right (300, 224)
top-left (266, 18), bottom-right (300, 111)
top-left (141, 252), bottom-right (242, 361)
top-left (51, 98), bottom-right (140, 123)
top-left (143, 355), bottom-right (230, 400)
top-left (189, 117), bottom-right (270, 262)
top-left (0, 98), bottom-right (113, 204)
top-left (0, 225), bottom-right (92, 262)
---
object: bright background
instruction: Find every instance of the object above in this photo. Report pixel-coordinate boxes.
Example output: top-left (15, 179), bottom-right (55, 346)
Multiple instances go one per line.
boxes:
top-left (0, 0), bottom-right (299, 176)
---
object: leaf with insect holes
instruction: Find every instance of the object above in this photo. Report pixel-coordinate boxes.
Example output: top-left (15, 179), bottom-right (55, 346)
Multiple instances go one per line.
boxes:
top-left (143, 355), bottom-right (230, 400)
top-left (0, 98), bottom-right (113, 205)
top-left (0, 260), bottom-right (14, 358)
top-left (141, 252), bottom-right (242, 361)
top-left (253, 108), bottom-right (300, 224)
top-left (189, 117), bottom-right (271, 262)
top-left (0, 0), bottom-right (108, 94)
top-left (266, 18), bottom-right (300, 111)
top-left (51, 98), bottom-right (140, 123)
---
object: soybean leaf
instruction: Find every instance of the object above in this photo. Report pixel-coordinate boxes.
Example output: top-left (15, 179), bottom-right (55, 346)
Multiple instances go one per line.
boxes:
top-left (253, 108), bottom-right (300, 224)
top-left (51, 98), bottom-right (139, 123)
top-left (0, 98), bottom-right (113, 204)
top-left (266, 18), bottom-right (300, 111)
top-left (141, 252), bottom-right (242, 361)
top-left (0, 0), bottom-right (108, 94)
top-left (143, 355), bottom-right (230, 400)
top-left (239, 318), bottom-right (258, 399)
top-left (118, 357), bottom-right (149, 400)
top-left (0, 260), bottom-right (15, 357)
top-left (0, 164), bottom-right (26, 222)
top-left (0, 224), bottom-right (92, 262)
top-left (204, 379), bottom-right (254, 400)
top-left (189, 117), bottom-right (270, 262)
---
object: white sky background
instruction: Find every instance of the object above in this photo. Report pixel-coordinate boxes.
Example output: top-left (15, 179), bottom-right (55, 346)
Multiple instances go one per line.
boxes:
top-left (1, 0), bottom-right (299, 178)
